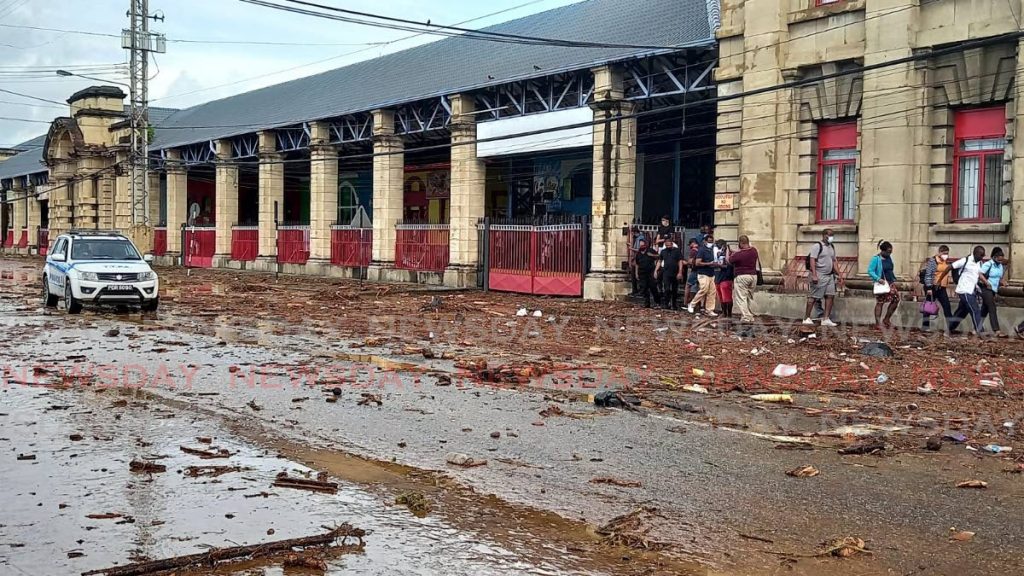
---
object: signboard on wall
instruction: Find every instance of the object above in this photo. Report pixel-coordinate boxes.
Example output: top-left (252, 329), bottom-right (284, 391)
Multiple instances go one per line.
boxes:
top-left (477, 108), bottom-right (592, 158)
top-left (714, 194), bottom-right (737, 211)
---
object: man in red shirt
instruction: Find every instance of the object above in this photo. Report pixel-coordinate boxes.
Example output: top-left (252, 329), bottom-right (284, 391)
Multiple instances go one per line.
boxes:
top-left (728, 235), bottom-right (759, 322)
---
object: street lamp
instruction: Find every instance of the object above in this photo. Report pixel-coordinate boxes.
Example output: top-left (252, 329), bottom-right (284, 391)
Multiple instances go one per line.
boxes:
top-left (55, 69), bottom-right (130, 88)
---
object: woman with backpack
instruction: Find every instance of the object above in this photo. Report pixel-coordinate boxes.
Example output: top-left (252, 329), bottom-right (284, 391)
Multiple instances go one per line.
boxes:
top-left (979, 247), bottom-right (1008, 337)
top-left (868, 240), bottom-right (900, 329)
top-left (920, 245), bottom-right (953, 331)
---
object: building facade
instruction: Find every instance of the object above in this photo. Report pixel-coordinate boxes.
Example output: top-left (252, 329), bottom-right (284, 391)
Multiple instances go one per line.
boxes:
top-left (715, 0), bottom-right (1024, 291)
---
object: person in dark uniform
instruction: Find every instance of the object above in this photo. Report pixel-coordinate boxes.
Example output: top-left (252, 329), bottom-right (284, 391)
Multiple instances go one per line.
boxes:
top-left (633, 238), bottom-right (658, 308)
top-left (657, 238), bottom-right (684, 310)
top-left (655, 215), bottom-right (674, 248)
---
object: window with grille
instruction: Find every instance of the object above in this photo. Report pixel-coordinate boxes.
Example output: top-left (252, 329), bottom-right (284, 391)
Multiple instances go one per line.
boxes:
top-left (816, 121), bottom-right (858, 223)
top-left (953, 107), bottom-right (1005, 222)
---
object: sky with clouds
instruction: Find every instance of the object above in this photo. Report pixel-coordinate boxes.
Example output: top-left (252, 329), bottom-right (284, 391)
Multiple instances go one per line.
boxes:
top-left (0, 0), bottom-right (580, 147)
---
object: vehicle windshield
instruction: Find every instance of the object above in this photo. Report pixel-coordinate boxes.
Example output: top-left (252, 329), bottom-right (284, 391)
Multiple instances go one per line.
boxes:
top-left (70, 239), bottom-right (141, 261)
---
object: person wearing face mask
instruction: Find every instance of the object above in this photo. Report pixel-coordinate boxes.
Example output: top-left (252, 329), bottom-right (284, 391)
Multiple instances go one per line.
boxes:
top-left (938, 245), bottom-right (990, 335)
top-left (921, 245), bottom-right (953, 331)
top-left (868, 240), bottom-right (900, 329)
top-left (803, 230), bottom-right (838, 327)
top-left (656, 238), bottom-right (685, 310)
top-left (688, 233), bottom-right (720, 316)
top-left (979, 247), bottom-right (1008, 337)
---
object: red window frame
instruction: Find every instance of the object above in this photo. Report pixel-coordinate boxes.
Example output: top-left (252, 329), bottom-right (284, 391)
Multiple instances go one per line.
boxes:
top-left (816, 121), bottom-right (858, 224)
top-left (952, 106), bottom-right (1005, 223)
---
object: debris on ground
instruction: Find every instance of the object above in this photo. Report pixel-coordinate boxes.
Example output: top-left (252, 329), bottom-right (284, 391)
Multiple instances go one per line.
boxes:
top-left (16, 453), bottom-right (36, 461)
top-left (246, 398), bottom-right (262, 411)
top-left (593, 390), bottom-right (641, 408)
top-left (179, 446), bottom-right (232, 459)
top-left (956, 480), bottom-right (988, 489)
top-left (595, 507), bottom-right (667, 550)
top-left (103, 329), bottom-right (120, 338)
top-left (943, 432), bottom-right (968, 443)
top-left (80, 524), bottom-right (364, 576)
top-left (272, 472), bottom-right (339, 494)
top-left (490, 431), bottom-right (501, 439)
top-left (395, 492), bottom-right (431, 516)
top-left (926, 437), bottom-right (943, 451)
top-left (589, 477), bottom-right (642, 488)
top-left (183, 465), bottom-right (242, 478)
top-left (128, 460), bottom-right (167, 474)
top-left (445, 452), bottom-right (487, 467)
top-left (69, 434), bottom-right (84, 441)
top-left (282, 553), bottom-right (329, 571)
top-left (772, 364), bottom-right (798, 378)
top-left (950, 530), bottom-right (975, 542)
top-left (539, 404), bottom-right (565, 417)
top-left (751, 393), bottom-right (793, 403)
top-left (786, 465), bottom-right (820, 478)
top-left (357, 393), bottom-right (383, 406)
top-left (862, 341), bottom-right (894, 358)
top-left (983, 444), bottom-right (1012, 454)
top-left (681, 384), bottom-right (708, 394)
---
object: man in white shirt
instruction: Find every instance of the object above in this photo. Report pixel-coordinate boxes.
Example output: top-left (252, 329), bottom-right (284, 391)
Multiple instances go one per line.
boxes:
top-left (938, 245), bottom-right (990, 335)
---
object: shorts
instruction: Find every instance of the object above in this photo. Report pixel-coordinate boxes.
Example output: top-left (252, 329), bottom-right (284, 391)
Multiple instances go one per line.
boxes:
top-left (716, 280), bottom-right (734, 304)
top-left (687, 270), bottom-right (698, 289)
top-left (809, 274), bottom-right (837, 300)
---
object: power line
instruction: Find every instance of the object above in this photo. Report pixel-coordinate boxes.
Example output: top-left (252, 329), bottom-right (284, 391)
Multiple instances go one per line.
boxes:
top-left (0, 87), bottom-right (66, 106)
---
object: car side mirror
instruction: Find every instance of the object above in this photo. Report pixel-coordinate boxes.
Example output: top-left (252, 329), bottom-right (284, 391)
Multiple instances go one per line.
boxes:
top-left (143, 254), bottom-right (155, 263)
top-left (51, 253), bottom-right (66, 262)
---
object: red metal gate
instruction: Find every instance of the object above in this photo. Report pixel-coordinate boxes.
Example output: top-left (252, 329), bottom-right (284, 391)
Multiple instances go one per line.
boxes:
top-left (331, 226), bottom-right (371, 267)
top-left (231, 226), bottom-right (258, 261)
top-left (184, 227), bottom-right (216, 268)
top-left (37, 229), bottom-right (48, 256)
top-left (395, 224), bottom-right (449, 272)
top-left (488, 223), bottom-right (586, 297)
top-left (153, 227), bottom-right (167, 256)
top-left (277, 225), bottom-right (310, 265)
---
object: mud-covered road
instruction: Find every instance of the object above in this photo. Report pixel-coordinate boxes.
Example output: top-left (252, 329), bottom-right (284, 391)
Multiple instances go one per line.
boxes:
top-left (2, 257), bottom-right (1023, 576)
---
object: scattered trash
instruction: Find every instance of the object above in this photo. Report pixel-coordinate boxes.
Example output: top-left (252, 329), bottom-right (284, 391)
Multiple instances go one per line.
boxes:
top-left (589, 476), bottom-right (642, 488)
top-left (445, 452), bottom-right (486, 467)
top-left (395, 492), bottom-right (431, 516)
top-left (822, 537), bottom-right (869, 558)
top-left (654, 327), bottom-right (669, 333)
top-left (587, 346), bottom-right (605, 355)
top-left (875, 373), bottom-right (890, 385)
top-left (516, 308), bottom-right (528, 317)
top-left (593, 390), bottom-right (641, 408)
top-left (861, 342), bottom-right (894, 358)
top-left (772, 364), bottom-right (798, 378)
top-left (490, 431), bottom-right (501, 439)
top-left (681, 384), bottom-right (708, 394)
top-left (103, 329), bottom-right (120, 338)
top-left (180, 445), bottom-right (231, 459)
top-left (595, 507), bottom-right (667, 551)
top-left (69, 434), bottom-right (84, 441)
top-left (532, 310), bottom-right (543, 317)
top-left (949, 530), bottom-right (975, 542)
top-left (184, 465), bottom-right (242, 478)
top-left (751, 393), bottom-right (793, 403)
top-left (357, 393), bottom-right (382, 406)
top-left (246, 399), bottom-right (262, 411)
top-left (539, 405), bottom-right (565, 417)
top-left (786, 465), bottom-right (820, 478)
top-left (838, 440), bottom-right (889, 455)
top-left (16, 454), bottom-right (36, 461)
top-left (917, 383), bottom-right (935, 395)
top-left (943, 432), bottom-right (968, 443)
top-left (925, 437), bottom-right (943, 451)
top-left (956, 480), bottom-right (988, 489)
top-left (272, 472), bottom-right (338, 494)
top-left (692, 368), bottom-right (706, 377)
top-left (983, 444), bottom-right (1012, 454)
top-left (979, 379), bottom-right (1002, 388)
top-left (129, 460), bottom-right (167, 474)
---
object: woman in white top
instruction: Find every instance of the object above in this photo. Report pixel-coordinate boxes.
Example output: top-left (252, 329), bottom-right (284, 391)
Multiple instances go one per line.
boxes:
top-left (937, 245), bottom-right (990, 335)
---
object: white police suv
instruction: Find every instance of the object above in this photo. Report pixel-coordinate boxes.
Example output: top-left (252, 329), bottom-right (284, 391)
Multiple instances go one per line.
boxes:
top-left (42, 230), bottom-right (159, 314)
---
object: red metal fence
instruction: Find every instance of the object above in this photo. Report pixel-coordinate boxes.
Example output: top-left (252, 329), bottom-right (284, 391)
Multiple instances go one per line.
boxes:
top-left (231, 226), bottom-right (258, 262)
top-left (37, 229), bottom-right (48, 256)
top-left (153, 227), bottom-right (167, 256)
top-left (780, 256), bottom-right (859, 294)
top-left (16, 230), bottom-right (27, 249)
top-left (183, 226), bottom-right (216, 268)
top-left (395, 224), bottom-right (449, 272)
top-left (330, 226), bottom-right (372, 267)
top-left (277, 225), bottom-right (310, 265)
top-left (3, 230), bottom-right (11, 247)
top-left (487, 222), bottom-right (587, 296)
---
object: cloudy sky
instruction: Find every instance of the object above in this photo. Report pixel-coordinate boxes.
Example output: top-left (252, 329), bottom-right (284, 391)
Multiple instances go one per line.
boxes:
top-left (0, 0), bottom-right (580, 147)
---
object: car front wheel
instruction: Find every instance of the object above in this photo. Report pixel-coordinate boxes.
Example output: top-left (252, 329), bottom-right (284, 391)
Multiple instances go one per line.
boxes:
top-left (141, 297), bottom-right (159, 312)
top-left (64, 281), bottom-right (82, 314)
top-left (42, 276), bottom-right (58, 307)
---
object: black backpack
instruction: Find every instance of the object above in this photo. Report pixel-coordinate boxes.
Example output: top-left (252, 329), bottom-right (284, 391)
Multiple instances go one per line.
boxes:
top-left (805, 242), bottom-right (822, 271)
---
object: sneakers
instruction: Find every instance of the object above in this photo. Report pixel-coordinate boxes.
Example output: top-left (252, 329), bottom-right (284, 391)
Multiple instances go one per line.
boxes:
top-left (687, 305), bottom-right (695, 314)
top-left (802, 318), bottom-right (815, 325)
top-left (821, 319), bottom-right (838, 327)
top-left (706, 310), bottom-right (718, 317)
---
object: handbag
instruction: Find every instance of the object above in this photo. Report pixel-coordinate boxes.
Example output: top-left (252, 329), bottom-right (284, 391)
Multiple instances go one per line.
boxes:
top-left (873, 281), bottom-right (890, 295)
top-left (920, 299), bottom-right (939, 316)
top-left (755, 258), bottom-right (765, 286)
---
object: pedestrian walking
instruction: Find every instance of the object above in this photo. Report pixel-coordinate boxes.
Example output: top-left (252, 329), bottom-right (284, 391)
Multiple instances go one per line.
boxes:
top-left (803, 229), bottom-right (838, 327)
top-left (938, 245), bottom-right (989, 335)
top-left (920, 245), bottom-right (954, 331)
top-left (633, 238), bottom-right (659, 308)
top-left (868, 240), bottom-right (900, 329)
top-left (729, 235), bottom-right (759, 322)
top-left (714, 239), bottom-right (735, 318)
top-left (684, 237), bottom-right (700, 308)
top-left (656, 238), bottom-right (684, 310)
top-left (980, 247), bottom-right (1007, 337)
top-left (688, 233), bottom-right (719, 316)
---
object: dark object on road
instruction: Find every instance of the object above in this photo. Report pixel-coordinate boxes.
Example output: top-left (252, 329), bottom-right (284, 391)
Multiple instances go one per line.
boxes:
top-left (838, 440), bottom-right (889, 455)
top-left (926, 437), bottom-right (943, 451)
top-left (539, 404), bottom-right (565, 417)
top-left (357, 393), bottom-right (382, 406)
top-left (331, 387), bottom-right (342, 396)
top-left (590, 476), bottom-right (642, 488)
top-left (16, 453), bottom-right (35, 461)
top-left (180, 445), bottom-right (231, 459)
top-left (943, 431), bottom-right (968, 443)
top-left (490, 431), bottom-right (501, 439)
top-left (593, 390), bottom-right (641, 408)
top-left (103, 329), bottom-right (120, 338)
top-left (734, 324), bottom-right (757, 338)
top-left (247, 399), bottom-right (262, 411)
top-left (184, 465), bottom-right (242, 478)
top-left (420, 295), bottom-right (443, 312)
top-left (395, 492), bottom-right (431, 516)
top-left (861, 342), bottom-right (894, 358)
top-left (129, 460), bottom-right (167, 474)
top-left (434, 373), bottom-right (452, 386)
top-left (81, 524), bottom-right (364, 576)
top-left (273, 472), bottom-right (339, 494)
top-left (69, 434), bottom-right (84, 441)
top-left (596, 507), bottom-right (667, 550)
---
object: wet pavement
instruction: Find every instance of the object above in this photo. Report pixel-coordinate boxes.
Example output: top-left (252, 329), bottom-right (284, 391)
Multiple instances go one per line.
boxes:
top-left (3, 257), bottom-right (1024, 575)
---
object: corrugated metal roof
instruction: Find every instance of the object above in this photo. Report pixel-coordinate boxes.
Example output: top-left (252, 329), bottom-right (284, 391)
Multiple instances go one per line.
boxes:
top-left (0, 107), bottom-right (178, 181)
top-left (152, 0), bottom-right (713, 149)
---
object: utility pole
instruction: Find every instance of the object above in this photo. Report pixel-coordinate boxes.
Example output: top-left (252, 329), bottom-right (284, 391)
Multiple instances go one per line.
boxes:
top-left (122, 0), bottom-right (164, 228)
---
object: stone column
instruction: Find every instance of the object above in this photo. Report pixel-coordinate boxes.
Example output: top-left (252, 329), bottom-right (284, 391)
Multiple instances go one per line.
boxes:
top-left (9, 179), bottom-right (24, 250)
top-left (98, 174), bottom-right (115, 230)
top-left (165, 149), bottom-right (188, 258)
top-left (584, 65), bottom-right (637, 300)
top-left (444, 94), bottom-right (486, 288)
top-left (308, 122), bottom-right (339, 269)
top-left (26, 191), bottom-right (40, 253)
top-left (113, 150), bottom-right (132, 232)
top-left (368, 109), bottom-right (404, 279)
top-left (48, 174), bottom-right (73, 241)
top-left (257, 130), bottom-right (284, 268)
top-left (857, 2), bottom-right (927, 277)
top-left (214, 139), bottom-right (239, 265)
top-left (1011, 37), bottom-right (1024, 277)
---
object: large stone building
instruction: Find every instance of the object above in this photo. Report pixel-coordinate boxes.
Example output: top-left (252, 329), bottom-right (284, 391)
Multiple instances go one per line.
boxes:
top-left (714, 0), bottom-right (1024, 292)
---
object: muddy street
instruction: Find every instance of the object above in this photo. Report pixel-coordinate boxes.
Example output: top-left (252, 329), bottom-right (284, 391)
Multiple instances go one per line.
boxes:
top-left (3, 258), bottom-right (1024, 575)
